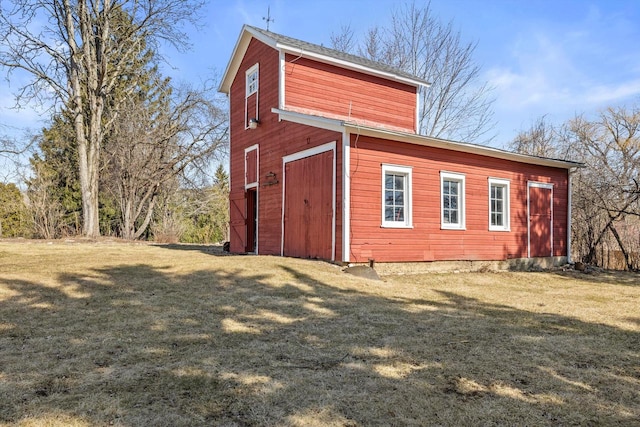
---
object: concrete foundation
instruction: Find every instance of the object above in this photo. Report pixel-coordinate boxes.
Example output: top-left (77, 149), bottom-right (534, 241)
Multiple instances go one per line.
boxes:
top-left (358, 256), bottom-right (569, 275)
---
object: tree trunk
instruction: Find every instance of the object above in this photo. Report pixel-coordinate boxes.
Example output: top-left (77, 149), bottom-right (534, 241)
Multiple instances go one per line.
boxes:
top-left (608, 223), bottom-right (634, 271)
top-left (133, 192), bottom-right (158, 240)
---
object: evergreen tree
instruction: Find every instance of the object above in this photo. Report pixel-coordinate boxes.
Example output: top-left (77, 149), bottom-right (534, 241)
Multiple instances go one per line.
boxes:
top-left (0, 182), bottom-right (28, 237)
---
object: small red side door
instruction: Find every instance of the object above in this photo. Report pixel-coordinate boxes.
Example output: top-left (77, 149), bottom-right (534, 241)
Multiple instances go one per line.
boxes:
top-left (529, 185), bottom-right (552, 257)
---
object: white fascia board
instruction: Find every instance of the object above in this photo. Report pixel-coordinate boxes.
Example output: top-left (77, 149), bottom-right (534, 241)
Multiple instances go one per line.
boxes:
top-left (218, 28), bottom-right (250, 93)
top-left (343, 124), bottom-right (583, 170)
top-left (278, 51), bottom-right (285, 109)
top-left (272, 108), bottom-right (346, 132)
top-left (277, 44), bottom-right (430, 88)
top-left (219, 25), bottom-right (279, 94)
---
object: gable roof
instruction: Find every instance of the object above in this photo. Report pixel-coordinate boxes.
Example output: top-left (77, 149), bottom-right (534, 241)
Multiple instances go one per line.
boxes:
top-left (219, 25), bottom-right (430, 94)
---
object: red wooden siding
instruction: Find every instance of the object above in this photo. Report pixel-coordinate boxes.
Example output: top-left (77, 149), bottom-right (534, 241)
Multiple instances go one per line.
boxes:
top-left (245, 148), bottom-right (258, 187)
top-left (228, 38), bottom-right (343, 259)
top-left (283, 150), bottom-right (333, 259)
top-left (284, 55), bottom-right (417, 133)
top-left (348, 135), bottom-right (569, 263)
top-left (529, 186), bottom-right (552, 257)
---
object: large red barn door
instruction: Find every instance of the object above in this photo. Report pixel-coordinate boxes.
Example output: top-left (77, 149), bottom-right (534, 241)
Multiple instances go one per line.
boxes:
top-left (529, 183), bottom-right (553, 257)
top-left (283, 149), bottom-right (333, 260)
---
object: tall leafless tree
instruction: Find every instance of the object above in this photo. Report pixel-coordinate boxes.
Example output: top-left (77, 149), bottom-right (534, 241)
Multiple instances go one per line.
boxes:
top-left (0, 0), bottom-right (203, 237)
top-left (511, 106), bottom-right (640, 270)
top-left (568, 107), bottom-right (640, 270)
top-left (104, 81), bottom-right (227, 240)
top-left (508, 115), bottom-right (566, 158)
top-left (331, 1), bottom-right (495, 143)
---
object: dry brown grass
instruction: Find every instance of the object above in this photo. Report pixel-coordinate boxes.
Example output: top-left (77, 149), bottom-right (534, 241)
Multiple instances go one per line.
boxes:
top-left (0, 241), bottom-right (639, 426)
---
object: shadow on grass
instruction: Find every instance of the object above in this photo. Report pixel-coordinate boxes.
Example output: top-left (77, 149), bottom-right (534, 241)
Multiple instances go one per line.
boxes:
top-left (0, 258), bottom-right (639, 425)
top-left (552, 269), bottom-right (640, 287)
top-left (155, 243), bottom-right (230, 256)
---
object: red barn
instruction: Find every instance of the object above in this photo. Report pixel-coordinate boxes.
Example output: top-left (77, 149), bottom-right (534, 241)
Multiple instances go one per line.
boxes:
top-left (219, 25), bottom-right (581, 267)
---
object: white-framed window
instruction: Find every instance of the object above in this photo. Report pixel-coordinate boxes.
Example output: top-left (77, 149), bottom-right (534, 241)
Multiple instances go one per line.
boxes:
top-left (440, 171), bottom-right (465, 230)
top-left (382, 164), bottom-right (412, 228)
top-left (246, 64), bottom-right (259, 97)
top-left (489, 178), bottom-right (510, 231)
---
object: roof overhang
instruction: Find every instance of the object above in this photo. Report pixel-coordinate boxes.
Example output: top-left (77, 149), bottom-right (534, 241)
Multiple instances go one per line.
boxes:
top-left (219, 25), bottom-right (429, 94)
top-left (343, 124), bottom-right (583, 170)
top-left (219, 26), bottom-right (257, 94)
top-left (273, 108), bottom-right (583, 170)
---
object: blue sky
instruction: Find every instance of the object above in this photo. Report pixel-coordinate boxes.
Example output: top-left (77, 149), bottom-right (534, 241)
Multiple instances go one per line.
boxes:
top-left (2, 0), bottom-right (640, 149)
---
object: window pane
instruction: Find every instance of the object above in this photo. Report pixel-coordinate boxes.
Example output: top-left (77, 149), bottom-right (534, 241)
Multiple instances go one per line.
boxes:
top-left (395, 207), bottom-right (404, 221)
top-left (450, 196), bottom-right (457, 210)
top-left (385, 190), bottom-right (394, 205)
top-left (450, 181), bottom-right (458, 196)
top-left (451, 210), bottom-right (458, 223)
top-left (385, 175), bottom-right (393, 189)
top-left (395, 191), bottom-right (404, 205)
top-left (385, 207), bottom-right (394, 221)
top-left (395, 175), bottom-right (404, 190)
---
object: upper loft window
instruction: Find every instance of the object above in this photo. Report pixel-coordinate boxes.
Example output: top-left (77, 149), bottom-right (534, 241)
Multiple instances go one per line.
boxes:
top-left (246, 64), bottom-right (259, 97)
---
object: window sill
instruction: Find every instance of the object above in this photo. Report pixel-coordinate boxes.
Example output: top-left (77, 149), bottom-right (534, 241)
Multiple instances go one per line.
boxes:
top-left (489, 227), bottom-right (511, 232)
top-left (381, 224), bottom-right (414, 229)
top-left (441, 225), bottom-right (466, 230)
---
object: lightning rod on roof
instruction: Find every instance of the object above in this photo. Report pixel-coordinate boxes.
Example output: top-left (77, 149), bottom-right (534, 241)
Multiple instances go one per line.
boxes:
top-left (263, 6), bottom-right (274, 31)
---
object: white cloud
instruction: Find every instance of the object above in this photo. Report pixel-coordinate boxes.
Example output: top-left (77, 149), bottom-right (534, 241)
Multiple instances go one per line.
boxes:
top-left (485, 4), bottom-right (640, 144)
top-left (586, 80), bottom-right (640, 104)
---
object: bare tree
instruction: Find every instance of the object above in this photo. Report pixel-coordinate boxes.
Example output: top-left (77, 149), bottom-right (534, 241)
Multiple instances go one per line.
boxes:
top-left (0, 0), bottom-right (203, 237)
top-left (26, 161), bottom-right (64, 239)
top-left (508, 115), bottom-right (563, 158)
top-left (330, 24), bottom-right (356, 53)
top-left (509, 107), bottom-right (640, 270)
top-left (0, 124), bottom-right (34, 183)
top-left (104, 82), bottom-right (228, 240)
top-left (568, 107), bottom-right (640, 270)
top-left (331, 1), bottom-right (495, 143)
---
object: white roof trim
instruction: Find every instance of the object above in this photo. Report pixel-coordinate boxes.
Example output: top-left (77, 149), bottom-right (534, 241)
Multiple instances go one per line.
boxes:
top-left (343, 123), bottom-right (582, 170)
top-left (219, 25), bottom-right (429, 94)
top-left (272, 108), bottom-right (345, 132)
top-left (273, 108), bottom-right (582, 170)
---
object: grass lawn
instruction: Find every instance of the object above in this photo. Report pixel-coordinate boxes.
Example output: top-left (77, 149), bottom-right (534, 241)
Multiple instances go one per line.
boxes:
top-left (0, 241), bottom-right (638, 426)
